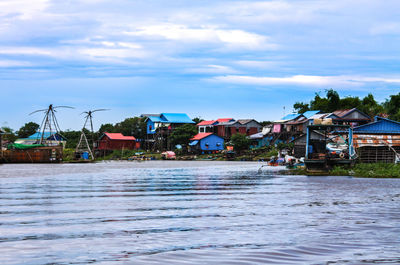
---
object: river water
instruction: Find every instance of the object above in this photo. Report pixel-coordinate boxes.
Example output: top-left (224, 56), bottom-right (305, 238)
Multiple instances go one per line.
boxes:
top-left (0, 161), bottom-right (399, 265)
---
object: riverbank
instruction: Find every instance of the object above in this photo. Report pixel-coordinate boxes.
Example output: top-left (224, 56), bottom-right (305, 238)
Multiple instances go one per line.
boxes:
top-left (62, 147), bottom-right (278, 163)
top-left (289, 163), bottom-right (400, 178)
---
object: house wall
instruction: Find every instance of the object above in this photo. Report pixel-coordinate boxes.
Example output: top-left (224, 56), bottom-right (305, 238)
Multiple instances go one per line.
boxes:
top-left (97, 137), bottom-right (136, 150)
top-left (147, 120), bottom-right (156, 134)
top-left (199, 135), bottom-right (224, 151)
top-left (344, 111), bottom-right (369, 120)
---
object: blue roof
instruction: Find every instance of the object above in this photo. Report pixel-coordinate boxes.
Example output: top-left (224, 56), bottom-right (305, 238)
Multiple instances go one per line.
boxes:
top-left (354, 116), bottom-right (400, 134)
top-left (27, 132), bottom-right (66, 140)
top-left (302, 110), bottom-right (320, 119)
top-left (281, 113), bottom-right (302, 121)
top-left (147, 116), bottom-right (165, 122)
top-left (160, 113), bottom-right (195, 124)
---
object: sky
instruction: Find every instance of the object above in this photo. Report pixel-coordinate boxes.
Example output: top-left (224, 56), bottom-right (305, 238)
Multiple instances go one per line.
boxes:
top-left (1, 0), bottom-right (400, 131)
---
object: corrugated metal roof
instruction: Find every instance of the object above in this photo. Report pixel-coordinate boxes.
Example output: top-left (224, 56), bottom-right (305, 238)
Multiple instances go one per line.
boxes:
top-left (333, 109), bottom-right (352, 117)
top-left (104, 133), bottom-right (136, 141)
top-left (216, 118), bottom-right (234, 123)
top-left (190, 133), bottom-right (213, 140)
top-left (236, 119), bottom-right (255, 125)
top-left (302, 110), bottom-right (320, 119)
top-left (333, 108), bottom-right (370, 120)
top-left (354, 117), bottom-right (400, 134)
top-left (353, 134), bottom-right (400, 147)
top-left (218, 121), bottom-right (236, 126)
top-left (280, 113), bottom-right (302, 121)
top-left (147, 116), bottom-right (166, 122)
top-left (161, 113), bottom-right (195, 124)
top-left (27, 132), bottom-right (65, 140)
top-left (197, 120), bottom-right (216, 126)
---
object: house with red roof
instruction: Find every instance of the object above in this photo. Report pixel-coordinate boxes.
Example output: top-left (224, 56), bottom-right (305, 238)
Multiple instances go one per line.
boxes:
top-left (197, 118), bottom-right (234, 134)
top-left (96, 133), bottom-right (139, 151)
top-left (189, 133), bottom-right (224, 153)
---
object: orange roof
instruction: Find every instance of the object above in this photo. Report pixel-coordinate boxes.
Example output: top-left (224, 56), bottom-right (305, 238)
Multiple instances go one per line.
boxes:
top-left (191, 133), bottom-right (213, 140)
top-left (197, 120), bottom-right (216, 126)
top-left (216, 118), bottom-right (233, 123)
top-left (104, 133), bottom-right (136, 141)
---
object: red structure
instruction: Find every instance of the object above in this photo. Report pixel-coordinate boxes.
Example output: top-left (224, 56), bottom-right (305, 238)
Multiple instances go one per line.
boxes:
top-left (97, 133), bottom-right (138, 150)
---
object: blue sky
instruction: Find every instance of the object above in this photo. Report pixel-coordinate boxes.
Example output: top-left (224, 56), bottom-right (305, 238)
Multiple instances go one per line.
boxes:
top-left (1, 0), bottom-right (400, 131)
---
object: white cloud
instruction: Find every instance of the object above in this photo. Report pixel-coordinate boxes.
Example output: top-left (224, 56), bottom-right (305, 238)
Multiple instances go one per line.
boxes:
top-left (185, 64), bottom-right (239, 74)
top-left (211, 74), bottom-right (400, 87)
top-left (0, 0), bottom-right (49, 19)
top-left (0, 47), bottom-right (53, 56)
top-left (125, 24), bottom-right (274, 49)
top-left (78, 47), bottom-right (147, 59)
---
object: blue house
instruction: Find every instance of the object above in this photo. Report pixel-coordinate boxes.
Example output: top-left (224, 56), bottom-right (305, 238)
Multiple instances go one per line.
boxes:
top-left (189, 133), bottom-right (224, 153)
top-left (353, 116), bottom-right (400, 163)
top-left (354, 116), bottom-right (400, 134)
top-left (143, 113), bottom-right (195, 134)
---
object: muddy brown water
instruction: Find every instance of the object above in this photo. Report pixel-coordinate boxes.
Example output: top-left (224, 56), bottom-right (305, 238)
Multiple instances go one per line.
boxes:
top-left (0, 161), bottom-right (399, 264)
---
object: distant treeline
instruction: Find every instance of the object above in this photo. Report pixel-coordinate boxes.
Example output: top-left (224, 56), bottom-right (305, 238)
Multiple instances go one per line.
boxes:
top-left (293, 89), bottom-right (400, 121)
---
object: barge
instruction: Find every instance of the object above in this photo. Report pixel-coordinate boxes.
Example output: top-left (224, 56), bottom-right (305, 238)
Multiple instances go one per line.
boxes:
top-left (305, 124), bottom-right (356, 172)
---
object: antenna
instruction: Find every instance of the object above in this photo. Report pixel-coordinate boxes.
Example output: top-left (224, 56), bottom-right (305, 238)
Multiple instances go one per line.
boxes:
top-left (30, 104), bottom-right (74, 145)
top-left (76, 109), bottom-right (109, 160)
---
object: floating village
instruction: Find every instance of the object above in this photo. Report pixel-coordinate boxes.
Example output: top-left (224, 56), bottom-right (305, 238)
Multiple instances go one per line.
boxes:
top-left (1, 102), bottom-right (400, 174)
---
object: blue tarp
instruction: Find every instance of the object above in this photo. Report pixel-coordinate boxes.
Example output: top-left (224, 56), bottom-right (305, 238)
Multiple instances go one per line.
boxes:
top-left (189, 140), bottom-right (198, 146)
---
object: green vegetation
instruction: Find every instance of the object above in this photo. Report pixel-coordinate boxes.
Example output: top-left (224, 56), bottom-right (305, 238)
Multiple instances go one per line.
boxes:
top-left (334, 163), bottom-right (400, 178)
top-left (293, 89), bottom-right (396, 120)
top-left (17, 122), bottom-right (39, 138)
top-left (287, 163), bottom-right (400, 178)
top-left (169, 123), bottom-right (197, 146)
top-left (230, 133), bottom-right (250, 153)
top-left (0, 126), bottom-right (17, 142)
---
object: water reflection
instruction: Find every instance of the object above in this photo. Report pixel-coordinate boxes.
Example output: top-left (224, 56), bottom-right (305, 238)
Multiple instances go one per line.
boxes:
top-left (0, 161), bottom-right (399, 264)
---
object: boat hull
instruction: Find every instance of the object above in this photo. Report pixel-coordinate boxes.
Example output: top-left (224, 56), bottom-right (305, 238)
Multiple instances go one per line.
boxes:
top-left (1, 146), bottom-right (63, 163)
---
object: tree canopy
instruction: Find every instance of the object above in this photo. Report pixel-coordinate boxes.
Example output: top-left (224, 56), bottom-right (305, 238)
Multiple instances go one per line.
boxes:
top-left (293, 89), bottom-right (397, 120)
top-left (230, 133), bottom-right (250, 152)
top-left (17, 122), bottom-right (39, 138)
top-left (168, 124), bottom-right (197, 146)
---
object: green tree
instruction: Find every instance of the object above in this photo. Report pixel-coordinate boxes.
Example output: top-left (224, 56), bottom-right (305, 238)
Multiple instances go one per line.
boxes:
top-left (259, 121), bottom-right (272, 126)
top-left (339, 96), bottom-right (362, 110)
top-left (169, 124), bottom-right (197, 146)
top-left (293, 102), bottom-right (310, 114)
top-left (114, 117), bottom-right (147, 140)
top-left (230, 133), bottom-right (250, 152)
top-left (61, 130), bottom-right (82, 148)
top-left (310, 93), bottom-right (330, 112)
top-left (326, 89), bottom-right (340, 112)
top-left (360, 93), bottom-right (384, 118)
top-left (17, 122), bottom-right (39, 138)
top-left (1, 127), bottom-right (17, 142)
top-left (192, 117), bottom-right (204, 124)
top-left (384, 93), bottom-right (400, 121)
top-left (98, 123), bottom-right (115, 134)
